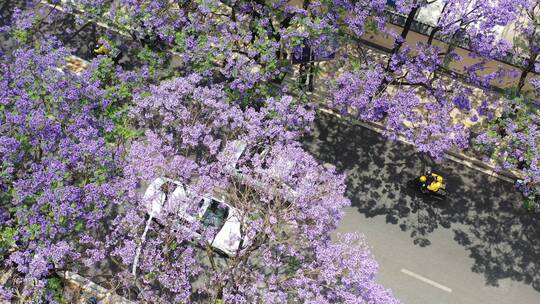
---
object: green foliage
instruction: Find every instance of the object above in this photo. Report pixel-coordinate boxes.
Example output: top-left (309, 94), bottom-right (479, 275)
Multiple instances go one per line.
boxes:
top-left (12, 29), bottom-right (28, 43)
top-left (90, 57), bottom-right (116, 83)
top-left (136, 45), bottom-right (165, 77)
top-left (46, 276), bottom-right (65, 303)
top-left (58, 216), bottom-right (67, 227)
top-left (523, 198), bottom-right (540, 213)
top-left (350, 60), bottom-right (363, 72)
top-left (290, 35), bottom-right (304, 49)
top-left (168, 239), bottom-right (178, 251)
top-left (284, 255), bottom-right (301, 275)
top-left (28, 223), bottom-right (41, 241)
top-left (107, 123), bottom-right (142, 144)
top-left (0, 227), bottom-right (17, 251)
top-left (364, 18), bottom-right (380, 35)
top-left (486, 130), bottom-right (499, 138)
top-left (144, 271), bottom-right (158, 280)
top-left (175, 31), bottom-right (187, 53)
top-left (74, 221), bottom-right (85, 232)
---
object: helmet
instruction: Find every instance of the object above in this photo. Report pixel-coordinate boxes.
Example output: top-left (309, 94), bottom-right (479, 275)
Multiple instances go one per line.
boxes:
top-left (426, 170), bottom-right (432, 176)
top-left (419, 175), bottom-right (427, 182)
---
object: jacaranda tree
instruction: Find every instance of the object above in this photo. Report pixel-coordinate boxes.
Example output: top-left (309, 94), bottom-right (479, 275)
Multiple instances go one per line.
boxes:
top-left (2, 0), bottom-right (537, 302)
top-left (0, 43), bottom-right (130, 301)
top-left (105, 76), bottom-right (398, 303)
top-left (471, 0), bottom-right (540, 210)
top-left (331, 0), bottom-right (524, 159)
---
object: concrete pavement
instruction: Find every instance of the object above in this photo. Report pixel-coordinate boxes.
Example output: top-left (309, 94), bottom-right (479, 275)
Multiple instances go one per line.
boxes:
top-left (303, 112), bottom-right (540, 304)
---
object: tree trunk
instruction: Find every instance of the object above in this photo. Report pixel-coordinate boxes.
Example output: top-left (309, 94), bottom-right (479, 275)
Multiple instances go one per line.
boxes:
top-left (297, 0), bottom-right (313, 91)
top-left (374, 6), bottom-right (420, 98)
top-left (299, 61), bottom-right (308, 90)
top-left (307, 61), bottom-right (316, 92)
top-left (367, 6), bottom-right (421, 107)
top-left (427, 26), bottom-right (440, 46)
top-left (427, 2), bottom-right (448, 46)
top-left (442, 28), bottom-right (466, 68)
top-left (517, 53), bottom-right (538, 95)
top-left (384, 6), bottom-right (420, 73)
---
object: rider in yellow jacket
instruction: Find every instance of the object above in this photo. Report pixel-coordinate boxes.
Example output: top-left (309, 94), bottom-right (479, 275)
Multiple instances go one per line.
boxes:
top-left (419, 172), bottom-right (444, 192)
top-left (93, 37), bottom-right (110, 55)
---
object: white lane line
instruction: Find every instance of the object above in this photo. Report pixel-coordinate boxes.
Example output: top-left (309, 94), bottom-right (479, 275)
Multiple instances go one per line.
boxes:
top-left (401, 268), bottom-right (453, 293)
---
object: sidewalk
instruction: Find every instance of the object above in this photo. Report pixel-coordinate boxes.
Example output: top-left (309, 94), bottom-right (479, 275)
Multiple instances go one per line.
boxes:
top-left (58, 271), bottom-right (133, 304)
top-left (44, 0), bottom-right (523, 185)
top-left (290, 47), bottom-right (524, 183)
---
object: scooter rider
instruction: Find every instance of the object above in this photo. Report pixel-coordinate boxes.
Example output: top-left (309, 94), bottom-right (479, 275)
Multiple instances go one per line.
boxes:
top-left (93, 37), bottom-right (110, 55)
top-left (419, 171), bottom-right (444, 193)
top-left (93, 36), bottom-right (122, 63)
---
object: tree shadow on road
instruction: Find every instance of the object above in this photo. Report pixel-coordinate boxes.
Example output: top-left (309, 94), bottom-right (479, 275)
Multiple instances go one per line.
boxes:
top-left (303, 112), bottom-right (540, 292)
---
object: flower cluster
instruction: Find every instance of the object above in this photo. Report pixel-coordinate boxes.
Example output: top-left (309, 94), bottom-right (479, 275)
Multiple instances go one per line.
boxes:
top-left (0, 42), bottom-right (126, 299)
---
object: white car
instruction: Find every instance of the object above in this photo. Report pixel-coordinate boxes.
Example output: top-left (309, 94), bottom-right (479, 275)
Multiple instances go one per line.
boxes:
top-left (143, 177), bottom-right (246, 256)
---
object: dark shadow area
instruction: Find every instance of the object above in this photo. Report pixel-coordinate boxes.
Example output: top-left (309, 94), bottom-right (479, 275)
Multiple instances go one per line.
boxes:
top-left (0, 0), bottom-right (24, 55)
top-left (33, 3), bottom-right (178, 78)
top-left (0, 0), bottom-right (16, 27)
top-left (302, 112), bottom-right (540, 292)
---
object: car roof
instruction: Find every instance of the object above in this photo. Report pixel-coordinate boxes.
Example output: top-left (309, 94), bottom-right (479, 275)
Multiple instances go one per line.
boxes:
top-left (144, 177), bottom-right (238, 220)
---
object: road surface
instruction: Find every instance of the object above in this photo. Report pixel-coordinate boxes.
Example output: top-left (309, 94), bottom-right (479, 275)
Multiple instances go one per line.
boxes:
top-left (303, 112), bottom-right (540, 304)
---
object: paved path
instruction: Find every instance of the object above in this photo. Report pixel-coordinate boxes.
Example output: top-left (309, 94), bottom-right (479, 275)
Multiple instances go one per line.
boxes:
top-left (303, 112), bottom-right (540, 304)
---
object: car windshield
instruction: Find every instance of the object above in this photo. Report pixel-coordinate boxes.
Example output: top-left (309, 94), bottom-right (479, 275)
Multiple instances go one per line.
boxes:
top-left (160, 181), bottom-right (178, 195)
top-left (201, 200), bottom-right (229, 230)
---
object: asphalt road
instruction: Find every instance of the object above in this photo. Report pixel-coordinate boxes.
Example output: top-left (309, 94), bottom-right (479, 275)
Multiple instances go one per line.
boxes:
top-left (303, 112), bottom-right (540, 304)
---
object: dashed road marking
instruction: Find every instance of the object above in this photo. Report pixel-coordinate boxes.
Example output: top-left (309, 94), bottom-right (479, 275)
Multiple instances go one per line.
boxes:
top-left (401, 268), bottom-right (453, 293)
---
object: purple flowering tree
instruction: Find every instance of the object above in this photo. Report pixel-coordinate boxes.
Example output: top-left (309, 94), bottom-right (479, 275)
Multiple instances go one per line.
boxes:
top-left (1, 1), bottom-right (401, 302)
top-left (330, 0), bottom-right (522, 159)
top-left (471, 1), bottom-right (540, 209)
top-left (0, 44), bottom-right (128, 301)
top-left (0, 5), bottom-right (158, 300)
top-left (511, 1), bottom-right (539, 95)
top-left (473, 96), bottom-right (540, 210)
top-left (52, 0), bottom-right (343, 105)
top-left (103, 76), bottom-right (399, 303)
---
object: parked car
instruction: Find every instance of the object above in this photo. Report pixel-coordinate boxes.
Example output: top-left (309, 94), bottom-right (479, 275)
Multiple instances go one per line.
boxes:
top-left (143, 177), bottom-right (247, 256)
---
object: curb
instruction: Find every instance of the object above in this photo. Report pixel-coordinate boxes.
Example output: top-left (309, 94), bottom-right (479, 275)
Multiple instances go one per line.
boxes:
top-left (316, 107), bottom-right (517, 184)
top-left (42, 1), bottom-right (520, 185)
top-left (58, 271), bottom-right (134, 304)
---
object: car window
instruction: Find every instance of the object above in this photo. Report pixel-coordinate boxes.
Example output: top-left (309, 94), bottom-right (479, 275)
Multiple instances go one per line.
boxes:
top-left (160, 181), bottom-right (178, 195)
top-left (197, 198), bottom-right (205, 209)
top-left (237, 143), bottom-right (270, 170)
top-left (201, 200), bottom-right (229, 230)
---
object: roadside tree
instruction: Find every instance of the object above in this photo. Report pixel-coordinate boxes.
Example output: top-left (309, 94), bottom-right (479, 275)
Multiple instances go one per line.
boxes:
top-left (105, 76), bottom-right (399, 303)
top-left (330, 0), bottom-right (523, 159)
